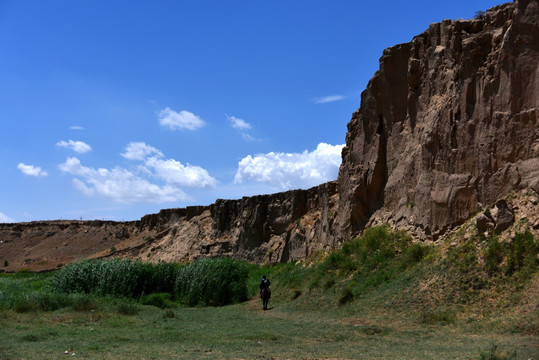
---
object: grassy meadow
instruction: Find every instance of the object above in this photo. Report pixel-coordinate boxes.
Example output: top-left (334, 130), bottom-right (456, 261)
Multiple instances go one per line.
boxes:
top-left (1, 226), bottom-right (538, 359)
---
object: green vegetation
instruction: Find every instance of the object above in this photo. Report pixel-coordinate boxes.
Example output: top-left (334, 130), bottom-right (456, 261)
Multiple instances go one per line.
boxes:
top-left (0, 226), bottom-right (537, 359)
top-left (175, 257), bottom-right (250, 306)
top-left (52, 257), bottom-right (250, 307)
top-left (52, 259), bottom-right (182, 298)
top-left (479, 343), bottom-right (517, 360)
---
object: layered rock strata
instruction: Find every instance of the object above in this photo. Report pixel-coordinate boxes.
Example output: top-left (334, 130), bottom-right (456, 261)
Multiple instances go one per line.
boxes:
top-left (335, 0), bottom-right (539, 241)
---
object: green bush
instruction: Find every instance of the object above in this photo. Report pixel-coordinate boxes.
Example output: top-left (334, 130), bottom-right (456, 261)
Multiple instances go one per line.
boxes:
top-left (13, 297), bottom-right (37, 313)
top-left (9, 292), bottom-right (72, 313)
top-left (338, 286), bottom-right (354, 305)
top-left (404, 243), bottom-right (427, 263)
top-left (481, 231), bottom-right (538, 279)
top-left (52, 259), bottom-right (179, 298)
top-left (72, 293), bottom-right (99, 312)
top-left (175, 257), bottom-right (249, 306)
top-left (140, 293), bottom-right (173, 309)
top-left (506, 230), bottom-right (538, 278)
top-left (484, 237), bottom-right (505, 275)
top-left (147, 261), bottom-right (181, 294)
top-left (315, 226), bottom-right (430, 299)
top-left (419, 309), bottom-right (456, 325)
top-left (116, 299), bottom-right (139, 316)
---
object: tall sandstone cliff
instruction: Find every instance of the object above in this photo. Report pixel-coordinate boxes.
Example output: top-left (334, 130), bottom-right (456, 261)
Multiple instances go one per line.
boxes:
top-left (1, 1), bottom-right (537, 270)
top-left (335, 0), bottom-right (538, 241)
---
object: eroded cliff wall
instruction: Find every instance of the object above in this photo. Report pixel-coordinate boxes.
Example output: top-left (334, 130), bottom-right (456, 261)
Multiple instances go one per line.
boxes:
top-left (0, 182), bottom-right (338, 270)
top-left (335, 0), bottom-right (538, 241)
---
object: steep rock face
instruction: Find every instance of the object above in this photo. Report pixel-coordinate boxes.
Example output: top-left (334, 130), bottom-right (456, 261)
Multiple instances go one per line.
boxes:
top-left (0, 182), bottom-right (338, 270)
top-left (130, 181), bottom-right (338, 264)
top-left (336, 0), bottom-right (539, 240)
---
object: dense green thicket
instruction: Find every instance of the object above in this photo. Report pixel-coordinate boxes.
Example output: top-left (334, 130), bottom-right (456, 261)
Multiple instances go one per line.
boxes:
top-left (175, 257), bottom-right (249, 306)
top-left (52, 257), bottom-right (249, 307)
top-left (52, 259), bottom-right (180, 297)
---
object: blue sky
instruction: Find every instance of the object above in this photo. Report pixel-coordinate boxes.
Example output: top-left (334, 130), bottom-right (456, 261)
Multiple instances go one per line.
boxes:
top-left (0, 0), bottom-right (501, 222)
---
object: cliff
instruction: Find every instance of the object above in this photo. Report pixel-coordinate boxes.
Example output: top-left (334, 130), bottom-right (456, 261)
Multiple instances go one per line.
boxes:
top-left (335, 0), bottom-right (538, 240)
top-left (0, 182), bottom-right (338, 271)
top-left (1, 0), bottom-right (537, 271)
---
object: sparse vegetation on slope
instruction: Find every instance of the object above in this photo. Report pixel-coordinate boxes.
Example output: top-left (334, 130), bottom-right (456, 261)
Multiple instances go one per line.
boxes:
top-left (0, 225), bottom-right (537, 358)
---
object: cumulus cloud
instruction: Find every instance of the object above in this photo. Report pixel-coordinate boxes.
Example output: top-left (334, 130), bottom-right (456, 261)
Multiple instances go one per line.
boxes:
top-left (234, 143), bottom-right (344, 190)
top-left (59, 157), bottom-right (191, 204)
top-left (0, 212), bottom-right (15, 223)
top-left (17, 163), bottom-right (48, 177)
top-left (122, 142), bottom-right (164, 161)
top-left (58, 142), bottom-right (218, 204)
top-left (145, 157), bottom-right (218, 188)
top-left (315, 95), bottom-right (345, 104)
top-left (227, 115), bottom-right (252, 130)
top-left (158, 107), bottom-right (205, 131)
top-left (56, 140), bottom-right (92, 154)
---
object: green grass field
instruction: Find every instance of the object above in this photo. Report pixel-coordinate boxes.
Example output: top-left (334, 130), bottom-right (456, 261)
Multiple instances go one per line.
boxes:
top-left (1, 227), bottom-right (537, 359)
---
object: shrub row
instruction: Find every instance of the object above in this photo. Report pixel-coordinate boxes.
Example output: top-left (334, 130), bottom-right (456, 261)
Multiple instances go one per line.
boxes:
top-left (52, 259), bottom-right (179, 297)
top-left (52, 257), bottom-right (249, 306)
top-left (175, 257), bottom-right (249, 306)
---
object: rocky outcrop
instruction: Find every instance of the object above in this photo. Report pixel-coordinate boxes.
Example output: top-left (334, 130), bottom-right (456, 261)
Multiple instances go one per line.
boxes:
top-left (130, 181), bottom-right (338, 264)
top-left (336, 0), bottom-right (539, 241)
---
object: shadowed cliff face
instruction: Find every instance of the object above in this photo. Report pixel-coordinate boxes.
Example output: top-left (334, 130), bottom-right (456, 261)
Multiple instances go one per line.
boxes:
top-left (1, 1), bottom-right (538, 271)
top-left (336, 0), bottom-right (539, 241)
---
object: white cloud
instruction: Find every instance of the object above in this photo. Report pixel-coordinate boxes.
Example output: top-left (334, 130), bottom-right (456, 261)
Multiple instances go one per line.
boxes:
top-left (158, 107), bottom-right (205, 131)
top-left (17, 163), bottom-right (48, 177)
top-left (0, 212), bottom-right (15, 223)
top-left (122, 142), bottom-right (218, 188)
top-left (145, 157), bottom-right (218, 188)
top-left (69, 126), bottom-right (85, 131)
top-left (122, 142), bottom-right (164, 161)
top-left (241, 133), bottom-right (257, 142)
top-left (58, 141), bottom-right (218, 204)
top-left (59, 157), bottom-right (191, 204)
top-left (227, 115), bottom-right (252, 130)
top-left (56, 140), bottom-right (92, 154)
top-left (315, 95), bottom-right (346, 104)
top-left (234, 143), bottom-right (344, 190)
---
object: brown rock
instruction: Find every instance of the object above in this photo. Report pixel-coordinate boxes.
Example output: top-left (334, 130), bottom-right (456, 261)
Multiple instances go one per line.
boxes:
top-left (476, 213), bottom-right (495, 233)
top-left (491, 199), bottom-right (515, 233)
top-left (336, 0), bottom-right (539, 241)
